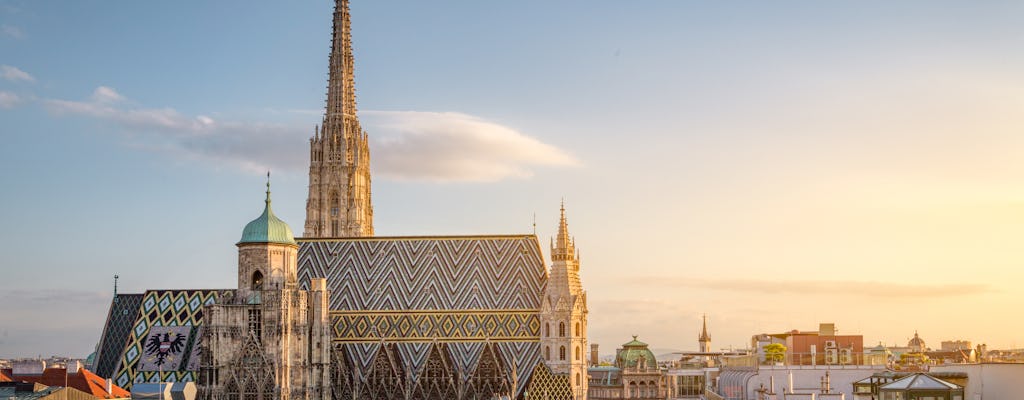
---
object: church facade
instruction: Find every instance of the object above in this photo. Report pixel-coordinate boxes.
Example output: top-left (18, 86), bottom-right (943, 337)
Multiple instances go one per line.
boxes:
top-left (91, 1), bottom-right (587, 399)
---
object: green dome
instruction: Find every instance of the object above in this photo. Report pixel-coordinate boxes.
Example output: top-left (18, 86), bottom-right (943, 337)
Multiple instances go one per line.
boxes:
top-left (238, 185), bottom-right (296, 246)
top-left (615, 336), bottom-right (658, 369)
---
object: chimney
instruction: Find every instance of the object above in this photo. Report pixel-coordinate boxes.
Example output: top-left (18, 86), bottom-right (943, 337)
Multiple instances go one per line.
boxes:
top-left (590, 344), bottom-right (599, 366)
top-left (67, 361), bottom-right (81, 374)
top-left (106, 378), bottom-right (113, 395)
top-left (13, 360), bottom-right (45, 376)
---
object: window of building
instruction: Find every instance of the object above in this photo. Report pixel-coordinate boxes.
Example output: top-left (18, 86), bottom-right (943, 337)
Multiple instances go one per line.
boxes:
top-left (251, 271), bottom-right (263, 290)
top-left (545, 346), bottom-right (550, 360)
top-left (575, 322), bottom-right (580, 336)
top-left (559, 322), bottom-right (565, 337)
top-left (560, 346), bottom-right (566, 361)
top-left (575, 346), bottom-right (580, 361)
top-left (248, 309), bottom-right (262, 342)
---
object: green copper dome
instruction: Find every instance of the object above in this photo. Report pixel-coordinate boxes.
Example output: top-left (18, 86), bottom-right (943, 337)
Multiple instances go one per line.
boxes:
top-left (615, 336), bottom-right (659, 369)
top-left (238, 180), bottom-right (296, 246)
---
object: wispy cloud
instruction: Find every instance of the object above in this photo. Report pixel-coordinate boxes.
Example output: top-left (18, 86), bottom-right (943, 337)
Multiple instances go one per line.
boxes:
top-left (0, 90), bottom-right (20, 108)
top-left (1, 64), bottom-right (34, 82)
top-left (622, 277), bottom-right (993, 298)
top-left (363, 110), bottom-right (579, 182)
top-left (43, 88), bottom-right (578, 181)
top-left (1, 24), bottom-right (23, 39)
top-left (44, 86), bottom-right (307, 173)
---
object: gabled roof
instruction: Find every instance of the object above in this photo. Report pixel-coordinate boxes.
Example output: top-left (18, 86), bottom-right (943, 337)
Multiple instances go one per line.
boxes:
top-left (8, 367), bottom-right (130, 399)
top-left (880, 373), bottom-right (960, 391)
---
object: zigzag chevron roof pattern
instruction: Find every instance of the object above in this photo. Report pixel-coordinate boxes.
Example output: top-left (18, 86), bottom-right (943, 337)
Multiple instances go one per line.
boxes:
top-left (299, 235), bottom-right (553, 398)
top-left (298, 235), bottom-right (547, 311)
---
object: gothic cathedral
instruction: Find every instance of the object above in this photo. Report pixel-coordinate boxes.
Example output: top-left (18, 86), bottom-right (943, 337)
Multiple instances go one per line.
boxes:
top-left (304, 0), bottom-right (373, 238)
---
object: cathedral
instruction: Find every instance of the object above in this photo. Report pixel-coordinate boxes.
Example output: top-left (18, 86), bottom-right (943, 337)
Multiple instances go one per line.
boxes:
top-left (91, 1), bottom-right (588, 399)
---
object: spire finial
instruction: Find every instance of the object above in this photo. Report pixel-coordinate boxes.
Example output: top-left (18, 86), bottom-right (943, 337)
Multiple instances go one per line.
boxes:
top-left (265, 171), bottom-right (271, 204)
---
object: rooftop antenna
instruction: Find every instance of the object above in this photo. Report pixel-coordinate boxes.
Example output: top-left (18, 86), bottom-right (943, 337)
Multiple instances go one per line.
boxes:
top-left (113, 275), bottom-right (120, 303)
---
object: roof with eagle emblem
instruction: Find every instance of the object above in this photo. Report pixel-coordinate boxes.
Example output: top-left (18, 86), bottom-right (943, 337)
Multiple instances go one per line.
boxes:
top-left (239, 175), bottom-right (296, 246)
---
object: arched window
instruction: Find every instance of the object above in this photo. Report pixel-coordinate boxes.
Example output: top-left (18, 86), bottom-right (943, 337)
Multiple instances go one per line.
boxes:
top-left (545, 346), bottom-right (551, 360)
top-left (575, 322), bottom-right (580, 336)
top-left (545, 323), bottom-right (550, 337)
top-left (575, 346), bottom-right (580, 361)
top-left (575, 373), bottom-right (580, 386)
top-left (560, 346), bottom-right (566, 361)
top-left (251, 271), bottom-right (263, 290)
top-left (559, 322), bottom-right (565, 337)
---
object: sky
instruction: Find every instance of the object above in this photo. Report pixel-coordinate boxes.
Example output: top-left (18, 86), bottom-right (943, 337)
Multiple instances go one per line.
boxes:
top-left (1, 0), bottom-right (1023, 358)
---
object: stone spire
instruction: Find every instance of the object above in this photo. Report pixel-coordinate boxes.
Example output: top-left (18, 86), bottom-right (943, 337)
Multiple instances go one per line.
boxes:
top-left (541, 201), bottom-right (587, 399)
top-left (551, 200), bottom-right (577, 264)
top-left (699, 314), bottom-right (711, 343)
top-left (304, 0), bottom-right (374, 238)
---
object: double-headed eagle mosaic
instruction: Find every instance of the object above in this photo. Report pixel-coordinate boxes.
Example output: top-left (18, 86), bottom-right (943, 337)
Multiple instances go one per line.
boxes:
top-left (145, 332), bottom-right (187, 366)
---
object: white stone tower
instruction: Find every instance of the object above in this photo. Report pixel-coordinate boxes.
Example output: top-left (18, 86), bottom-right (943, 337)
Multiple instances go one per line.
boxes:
top-left (304, 0), bottom-right (373, 238)
top-left (540, 202), bottom-right (589, 399)
top-left (201, 179), bottom-right (333, 400)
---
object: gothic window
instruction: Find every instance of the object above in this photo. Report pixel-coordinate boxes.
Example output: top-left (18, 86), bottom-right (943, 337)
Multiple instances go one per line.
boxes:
top-left (251, 271), bottom-right (263, 290)
top-left (545, 346), bottom-right (550, 360)
top-left (559, 322), bottom-right (565, 337)
top-left (576, 373), bottom-right (580, 386)
top-left (248, 309), bottom-right (262, 342)
top-left (575, 322), bottom-right (580, 336)
top-left (329, 191), bottom-right (340, 217)
top-left (560, 346), bottom-right (566, 361)
top-left (545, 323), bottom-right (550, 337)
top-left (575, 346), bottom-right (580, 361)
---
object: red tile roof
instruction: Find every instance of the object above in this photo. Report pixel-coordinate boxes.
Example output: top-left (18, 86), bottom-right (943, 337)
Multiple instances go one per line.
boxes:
top-left (0, 368), bottom-right (12, 382)
top-left (9, 367), bottom-right (129, 399)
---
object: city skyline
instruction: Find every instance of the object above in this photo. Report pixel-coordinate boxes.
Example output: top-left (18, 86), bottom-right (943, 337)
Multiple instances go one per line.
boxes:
top-left (2, 0), bottom-right (1022, 358)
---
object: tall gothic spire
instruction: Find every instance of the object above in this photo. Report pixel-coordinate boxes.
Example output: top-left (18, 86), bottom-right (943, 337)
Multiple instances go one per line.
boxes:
top-left (551, 200), bottom-right (576, 263)
top-left (304, 0), bottom-right (374, 238)
top-left (699, 314), bottom-right (711, 342)
top-left (325, 0), bottom-right (357, 124)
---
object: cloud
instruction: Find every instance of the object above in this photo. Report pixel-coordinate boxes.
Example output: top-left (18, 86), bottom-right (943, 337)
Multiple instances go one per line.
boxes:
top-left (1, 24), bottom-right (23, 39)
top-left (621, 277), bottom-right (993, 298)
top-left (362, 110), bottom-right (579, 182)
top-left (44, 87), bottom-right (307, 173)
top-left (0, 91), bottom-right (20, 108)
top-left (91, 85), bottom-right (124, 103)
top-left (43, 89), bottom-right (579, 180)
top-left (1, 64), bottom-right (34, 82)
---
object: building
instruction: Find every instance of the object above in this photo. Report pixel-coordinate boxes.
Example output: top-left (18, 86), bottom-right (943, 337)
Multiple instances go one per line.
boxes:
top-left (715, 364), bottom-right (885, 400)
top-left (540, 203), bottom-right (589, 399)
top-left (92, 3), bottom-right (586, 398)
top-left (941, 340), bottom-right (972, 352)
top-left (751, 323), bottom-right (865, 366)
top-left (876, 373), bottom-right (963, 400)
top-left (303, 0), bottom-right (373, 238)
top-left (907, 331), bottom-right (927, 353)
top-left (931, 362), bottom-right (1024, 399)
top-left (587, 337), bottom-right (667, 399)
top-left (1, 361), bottom-right (129, 399)
top-left (197, 183), bottom-right (333, 400)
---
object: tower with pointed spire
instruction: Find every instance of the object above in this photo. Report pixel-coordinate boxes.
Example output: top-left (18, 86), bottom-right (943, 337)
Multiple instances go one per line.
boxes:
top-left (304, 0), bottom-right (373, 238)
top-left (540, 201), bottom-right (589, 399)
top-left (699, 314), bottom-right (712, 353)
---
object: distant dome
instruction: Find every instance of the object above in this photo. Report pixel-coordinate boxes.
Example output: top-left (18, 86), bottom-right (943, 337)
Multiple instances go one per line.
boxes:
top-left (615, 336), bottom-right (658, 369)
top-left (908, 331), bottom-right (926, 350)
top-left (239, 185), bottom-right (296, 246)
